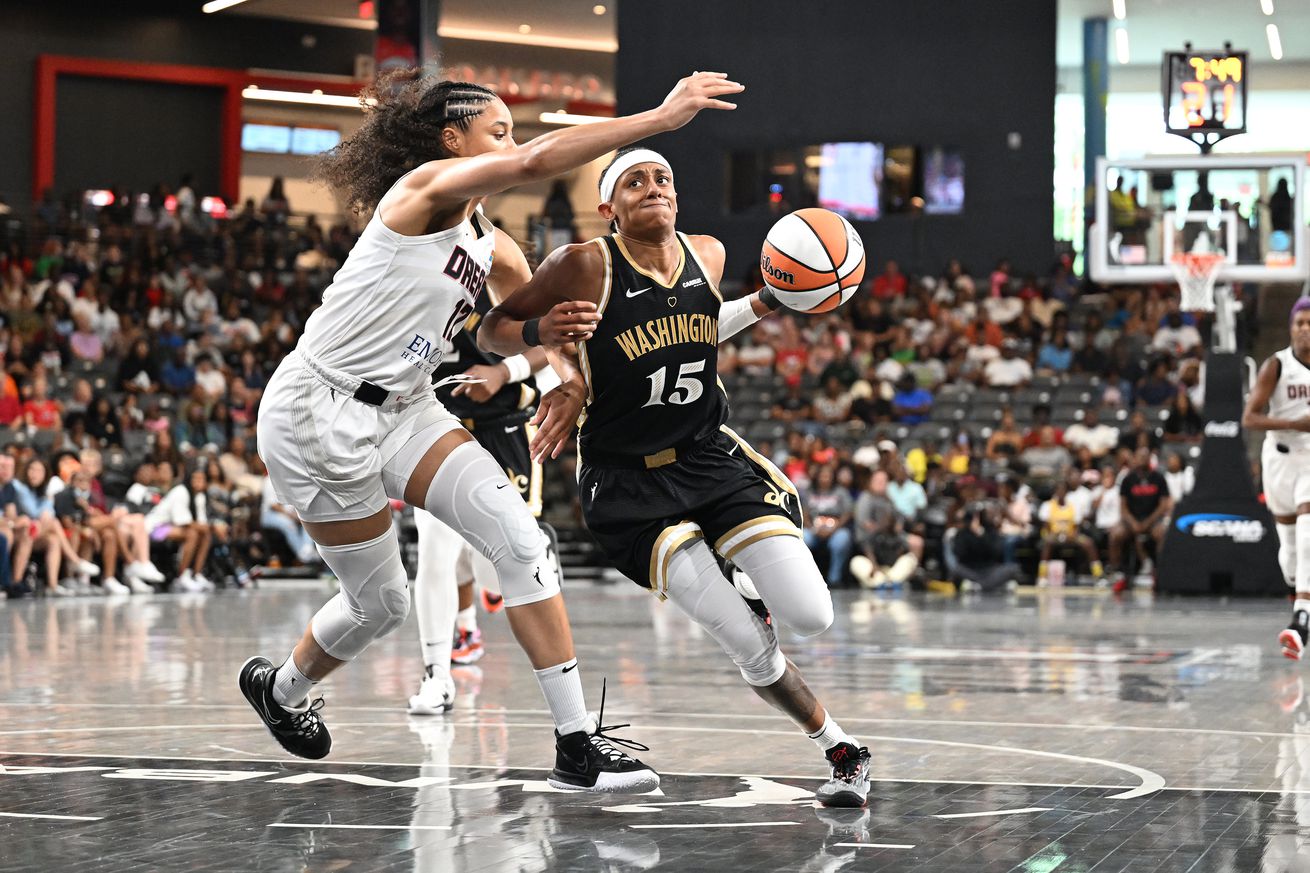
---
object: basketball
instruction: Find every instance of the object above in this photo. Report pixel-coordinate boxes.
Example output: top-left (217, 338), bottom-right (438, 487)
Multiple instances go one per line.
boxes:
top-left (760, 208), bottom-right (866, 313)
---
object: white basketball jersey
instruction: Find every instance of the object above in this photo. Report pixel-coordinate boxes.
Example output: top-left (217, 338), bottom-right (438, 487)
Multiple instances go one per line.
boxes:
top-left (298, 200), bottom-right (496, 396)
top-left (1265, 346), bottom-right (1310, 452)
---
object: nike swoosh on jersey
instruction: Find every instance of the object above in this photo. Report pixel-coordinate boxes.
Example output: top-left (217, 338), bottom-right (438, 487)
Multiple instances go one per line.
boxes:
top-left (625, 286), bottom-right (652, 298)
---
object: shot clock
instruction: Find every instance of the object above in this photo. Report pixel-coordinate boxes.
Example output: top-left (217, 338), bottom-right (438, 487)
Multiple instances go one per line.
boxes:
top-left (1163, 47), bottom-right (1248, 151)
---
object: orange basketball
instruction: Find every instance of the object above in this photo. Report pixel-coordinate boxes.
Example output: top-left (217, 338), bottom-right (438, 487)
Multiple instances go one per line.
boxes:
top-left (760, 208), bottom-right (866, 313)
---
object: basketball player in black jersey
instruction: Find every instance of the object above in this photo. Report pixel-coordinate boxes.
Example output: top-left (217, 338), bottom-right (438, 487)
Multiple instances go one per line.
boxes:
top-left (408, 284), bottom-right (559, 714)
top-left (482, 147), bottom-right (872, 808)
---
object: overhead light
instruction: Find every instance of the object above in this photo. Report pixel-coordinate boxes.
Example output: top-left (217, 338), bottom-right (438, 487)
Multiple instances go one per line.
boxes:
top-left (1261, 0), bottom-right (1275, 14)
top-left (242, 86), bottom-right (374, 109)
top-left (1267, 23), bottom-right (1283, 59)
top-left (1112, 0), bottom-right (1126, 20)
top-left (539, 111), bottom-right (609, 126)
top-left (593, 4), bottom-right (607, 13)
top-left (438, 25), bottom-right (617, 52)
top-left (1114, 26), bottom-right (1130, 64)
top-left (518, 23), bottom-right (531, 33)
top-left (202, 0), bottom-right (252, 12)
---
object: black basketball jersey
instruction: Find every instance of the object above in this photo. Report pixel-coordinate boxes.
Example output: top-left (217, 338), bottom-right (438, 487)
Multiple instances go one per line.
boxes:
top-left (578, 232), bottom-right (727, 461)
top-left (433, 285), bottom-right (539, 422)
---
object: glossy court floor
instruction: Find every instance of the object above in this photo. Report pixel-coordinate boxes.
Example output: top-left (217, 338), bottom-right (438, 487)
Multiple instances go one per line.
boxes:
top-left (2, 580), bottom-right (1307, 873)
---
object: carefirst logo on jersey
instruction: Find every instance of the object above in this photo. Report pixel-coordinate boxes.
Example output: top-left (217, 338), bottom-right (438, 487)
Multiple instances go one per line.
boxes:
top-left (443, 245), bottom-right (488, 300)
top-left (1176, 512), bottom-right (1265, 543)
top-left (614, 313), bottom-right (718, 362)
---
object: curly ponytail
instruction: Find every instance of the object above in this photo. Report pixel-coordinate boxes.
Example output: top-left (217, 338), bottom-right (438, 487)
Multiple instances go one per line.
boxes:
top-left (314, 70), bottom-right (496, 213)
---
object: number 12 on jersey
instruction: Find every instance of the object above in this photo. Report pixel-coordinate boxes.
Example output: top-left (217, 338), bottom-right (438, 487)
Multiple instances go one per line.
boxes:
top-left (643, 359), bottom-right (706, 407)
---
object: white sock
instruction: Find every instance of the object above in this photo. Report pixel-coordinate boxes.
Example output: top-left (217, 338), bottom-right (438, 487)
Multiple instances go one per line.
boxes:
top-left (272, 655), bottom-right (317, 710)
top-left (1295, 599), bottom-right (1310, 615)
top-left (533, 658), bottom-right (590, 735)
top-left (456, 606), bottom-right (477, 633)
top-left (1296, 515), bottom-right (1310, 596)
top-left (807, 713), bottom-right (857, 752)
top-left (1279, 523), bottom-right (1298, 588)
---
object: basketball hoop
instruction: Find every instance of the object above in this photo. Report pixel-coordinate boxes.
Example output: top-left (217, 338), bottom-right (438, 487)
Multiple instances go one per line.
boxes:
top-left (1171, 251), bottom-right (1225, 312)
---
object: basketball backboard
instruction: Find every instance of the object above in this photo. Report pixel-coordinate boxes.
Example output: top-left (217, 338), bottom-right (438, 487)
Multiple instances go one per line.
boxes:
top-left (1089, 155), bottom-right (1306, 284)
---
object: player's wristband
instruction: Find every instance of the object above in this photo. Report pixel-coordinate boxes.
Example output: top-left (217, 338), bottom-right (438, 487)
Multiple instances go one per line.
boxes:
top-left (501, 354), bottom-right (532, 384)
top-left (758, 285), bottom-right (784, 311)
top-left (521, 318), bottom-right (542, 347)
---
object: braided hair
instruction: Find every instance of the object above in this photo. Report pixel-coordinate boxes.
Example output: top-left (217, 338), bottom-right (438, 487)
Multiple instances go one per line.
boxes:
top-left (314, 69), bottom-right (497, 213)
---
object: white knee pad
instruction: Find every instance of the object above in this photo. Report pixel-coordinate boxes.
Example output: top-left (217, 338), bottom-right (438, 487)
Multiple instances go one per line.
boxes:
top-left (665, 540), bottom-right (785, 686)
top-left (732, 534), bottom-right (833, 637)
top-left (423, 441), bottom-right (558, 608)
top-left (1279, 522), bottom-right (1298, 588)
top-left (311, 526), bottom-right (410, 660)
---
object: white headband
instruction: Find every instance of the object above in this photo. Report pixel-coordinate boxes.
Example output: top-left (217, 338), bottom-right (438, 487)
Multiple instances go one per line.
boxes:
top-left (599, 149), bottom-right (671, 204)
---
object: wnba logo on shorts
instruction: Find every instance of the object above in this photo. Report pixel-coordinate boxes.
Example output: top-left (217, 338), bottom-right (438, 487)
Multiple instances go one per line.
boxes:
top-left (761, 255), bottom-right (794, 287)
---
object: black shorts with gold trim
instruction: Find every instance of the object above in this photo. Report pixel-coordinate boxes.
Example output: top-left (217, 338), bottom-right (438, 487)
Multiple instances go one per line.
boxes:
top-left (465, 413), bottom-right (543, 518)
top-left (578, 425), bottom-right (803, 598)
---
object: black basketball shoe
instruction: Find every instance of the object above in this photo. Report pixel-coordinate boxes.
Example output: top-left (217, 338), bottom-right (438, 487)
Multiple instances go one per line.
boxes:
top-left (239, 656), bottom-right (332, 759)
top-left (815, 742), bottom-right (873, 808)
top-left (1281, 609), bottom-right (1309, 661)
top-left (548, 681), bottom-right (660, 793)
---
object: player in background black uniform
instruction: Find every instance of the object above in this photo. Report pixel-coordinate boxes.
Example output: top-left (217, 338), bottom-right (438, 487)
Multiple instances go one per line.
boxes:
top-left (481, 147), bottom-right (873, 808)
top-left (408, 256), bottom-right (561, 715)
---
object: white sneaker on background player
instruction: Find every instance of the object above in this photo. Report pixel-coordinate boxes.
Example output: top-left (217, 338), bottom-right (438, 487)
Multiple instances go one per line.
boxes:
top-left (409, 666), bottom-right (456, 715)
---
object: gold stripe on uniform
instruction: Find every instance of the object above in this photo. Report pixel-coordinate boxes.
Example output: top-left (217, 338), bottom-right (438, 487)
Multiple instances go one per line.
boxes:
top-left (714, 514), bottom-right (796, 554)
top-left (722, 527), bottom-right (802, 563)
top-left (677, 231), bottom-right (724, 303)
top-left (594, 236), bottom-right (613, 316)
top-left (647, 520), bottom-right (702, 600)
top-left (715, 515), bottom-right (800, 562)
top-left (614, 233), bottom-right (685, 289)
top-left (720, 425), bottom-right (799, 500)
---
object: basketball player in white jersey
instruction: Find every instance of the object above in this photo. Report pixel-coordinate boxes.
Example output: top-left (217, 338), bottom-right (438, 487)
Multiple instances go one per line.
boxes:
top-left (240, 69), bottom-right (743, 795)
top-left (1244, 299), bottom-right (1310, 659)
top-left (480, 149), bottom-right (873, 808)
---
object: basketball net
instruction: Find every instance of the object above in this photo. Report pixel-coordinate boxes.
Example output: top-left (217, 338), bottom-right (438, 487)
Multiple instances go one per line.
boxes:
top-left (1170, 236), bottom-right (1225, 313)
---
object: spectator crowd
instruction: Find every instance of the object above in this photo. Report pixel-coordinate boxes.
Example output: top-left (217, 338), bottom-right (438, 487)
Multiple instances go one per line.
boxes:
top-left (0, 182), bottom-right (1246, 600)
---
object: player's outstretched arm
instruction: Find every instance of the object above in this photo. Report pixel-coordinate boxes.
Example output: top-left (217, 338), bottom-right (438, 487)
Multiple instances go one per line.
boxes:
top-left (412, 72), bottom-right (743, 207)
top-left (688, 235), bottom-right (781, 340)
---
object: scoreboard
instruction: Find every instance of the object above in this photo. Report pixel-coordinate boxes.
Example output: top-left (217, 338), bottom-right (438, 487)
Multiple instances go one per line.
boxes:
top-left (1163, 50), bottom-right (1248, 148)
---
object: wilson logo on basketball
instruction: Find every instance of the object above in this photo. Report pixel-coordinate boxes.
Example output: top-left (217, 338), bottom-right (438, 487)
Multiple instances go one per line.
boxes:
top-left (761, 255), bottom-right (795, 287)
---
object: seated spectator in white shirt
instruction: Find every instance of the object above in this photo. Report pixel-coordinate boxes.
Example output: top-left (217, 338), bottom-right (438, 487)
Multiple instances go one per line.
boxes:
top-left (983, 340), bottom-right (1033, 388)
top-left (1064, 408), bottom-right (1119, 459)
top-left (1152, 311), bottom-right (1202, 355)
top-left (194, 356), bottom-right (227, 402)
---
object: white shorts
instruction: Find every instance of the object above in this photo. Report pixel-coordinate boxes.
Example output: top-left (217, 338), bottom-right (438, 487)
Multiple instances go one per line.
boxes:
top-left (1262, 440), bottom-right (1310, 517)
top-left (257, 351), bottom-right (462, 523)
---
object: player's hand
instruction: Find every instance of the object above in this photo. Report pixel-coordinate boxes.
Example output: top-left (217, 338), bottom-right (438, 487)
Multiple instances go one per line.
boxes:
top-left (451, 363), bottom-right (507, 403)
top-left (530, 379), bottom-right (586, 462)
top-left (657, 71), bottom-right (744, 130)
top-left (539, 301), bottom-right (600, 347)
